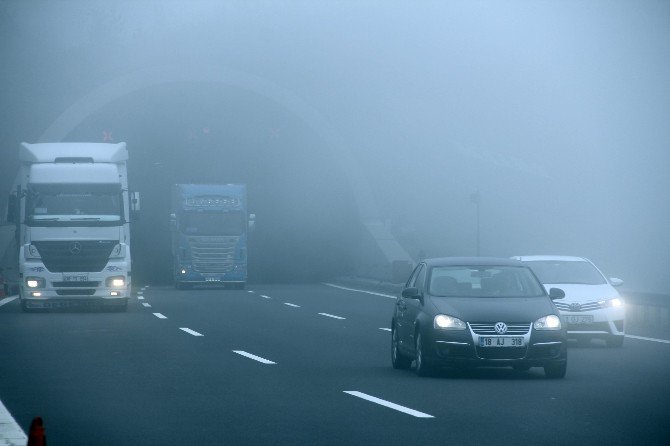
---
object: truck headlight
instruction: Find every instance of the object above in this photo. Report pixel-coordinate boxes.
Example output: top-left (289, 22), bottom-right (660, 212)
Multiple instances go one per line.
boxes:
top-left (26, 277), bottom-right (45, 288)
top-left (106, 276), bottom-right (125, 287)
top-left (534, 315), bottom-right (562, 330)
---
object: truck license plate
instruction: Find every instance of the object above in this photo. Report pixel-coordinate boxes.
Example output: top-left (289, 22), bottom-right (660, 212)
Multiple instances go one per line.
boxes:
top-left (479, 337), bottom-right (525, 347)
top-left (63, 274), bottom-right (88, 282)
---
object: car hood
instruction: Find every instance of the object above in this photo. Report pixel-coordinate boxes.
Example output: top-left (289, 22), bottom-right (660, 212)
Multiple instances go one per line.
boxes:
top-left (429, 296), bottom-right (557, 322)
top-left (542, 284), bottom-right (618, 303)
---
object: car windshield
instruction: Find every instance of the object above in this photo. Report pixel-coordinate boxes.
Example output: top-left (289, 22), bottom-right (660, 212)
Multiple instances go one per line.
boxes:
top-left (179, 211), bottom-right (245, 236)
top-left (429, 265), bottom-right (545, 297)
top-left (525, 260), bottom-right (607, 285)
top-left (26, 183), bottom-right (123, 221)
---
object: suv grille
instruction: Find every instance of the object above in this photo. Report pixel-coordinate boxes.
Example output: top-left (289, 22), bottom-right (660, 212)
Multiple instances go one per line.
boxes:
top-left (188, 236), bottom-right (239, 274)
top-left (469, 323), bottom-right (531, 335)
top-left (34, 241), bottom-right (116, 272)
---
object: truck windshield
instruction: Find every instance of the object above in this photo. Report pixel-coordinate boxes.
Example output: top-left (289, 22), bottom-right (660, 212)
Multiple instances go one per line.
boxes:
top-left (179, 211), bottom-right (244, 236)
top-left (26, 183), bottom-right (123, 223)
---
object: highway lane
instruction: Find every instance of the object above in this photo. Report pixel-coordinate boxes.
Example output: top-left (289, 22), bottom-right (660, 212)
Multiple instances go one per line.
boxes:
top-left (0, 283), bottom-right (669, 445)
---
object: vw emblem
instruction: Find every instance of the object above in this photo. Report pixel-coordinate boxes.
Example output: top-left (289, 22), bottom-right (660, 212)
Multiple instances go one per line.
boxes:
top-left (69, 241), bottom-right (82, 255)
top-left (494, 322), bottom-right (508, 334)
top-left (569, 303), bottom-right (582, 312)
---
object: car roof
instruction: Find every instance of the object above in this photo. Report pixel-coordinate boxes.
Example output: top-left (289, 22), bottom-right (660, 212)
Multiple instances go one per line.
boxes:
top-left (423, 257), bottom-right (525, 267)
top-left (511, 255), bottom-right (589, 262)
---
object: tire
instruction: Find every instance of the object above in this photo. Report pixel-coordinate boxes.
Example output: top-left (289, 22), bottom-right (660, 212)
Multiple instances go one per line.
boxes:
top-left (544, 361), bottom-right (567, 379)
top-left (606, 335), bottom-right (624, 348)
top-left (391, 324), bottom-right (411, 370)
top-left (414, 331), bottom-right (433, 377)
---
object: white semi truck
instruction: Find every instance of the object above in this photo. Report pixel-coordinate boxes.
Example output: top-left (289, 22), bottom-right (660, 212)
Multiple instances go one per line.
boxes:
top-left (2, 142), bottom-right (139, 311)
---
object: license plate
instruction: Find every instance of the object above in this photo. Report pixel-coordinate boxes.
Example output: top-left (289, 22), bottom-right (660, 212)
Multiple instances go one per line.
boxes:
top-left (566, 315), bottom-right (594, 324)
top-left (479, 337), bottom-right (525, 347)
top-left (63, 274), bottom-right (88, 282)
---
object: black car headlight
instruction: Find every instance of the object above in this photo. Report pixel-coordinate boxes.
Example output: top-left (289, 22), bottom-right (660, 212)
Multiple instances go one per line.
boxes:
top-left (434, 314), bottom-right (466, 330)
top-left (534, 315), bottom-right (562, 330)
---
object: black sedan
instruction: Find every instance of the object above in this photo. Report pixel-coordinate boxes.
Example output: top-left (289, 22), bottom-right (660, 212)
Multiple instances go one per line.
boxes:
top-left (391, 257), bottom-right (567, 378)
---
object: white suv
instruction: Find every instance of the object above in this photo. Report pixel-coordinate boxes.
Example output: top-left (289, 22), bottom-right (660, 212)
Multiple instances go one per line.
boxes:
top-left (512, 256), bottom-right (625, 347)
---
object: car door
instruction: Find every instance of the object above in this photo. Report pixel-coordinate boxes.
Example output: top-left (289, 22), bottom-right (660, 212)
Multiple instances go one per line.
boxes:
top-left (395, 264), bottom-right (422, 348)
top-left (403, 264), bottom-right (426, 350)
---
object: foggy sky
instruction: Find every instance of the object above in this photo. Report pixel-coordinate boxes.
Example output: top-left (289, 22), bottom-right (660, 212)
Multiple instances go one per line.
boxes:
top-left (1, 1), bottom-right (668, 291)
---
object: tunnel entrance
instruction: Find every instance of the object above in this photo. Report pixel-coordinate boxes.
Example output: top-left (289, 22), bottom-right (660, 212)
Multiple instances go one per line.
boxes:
top-left (64, 82), bottom-right (360, 284)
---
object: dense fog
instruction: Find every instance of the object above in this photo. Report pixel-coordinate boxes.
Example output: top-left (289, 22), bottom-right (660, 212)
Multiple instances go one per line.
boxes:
top-left (1, 1), bottom-right (668, 291)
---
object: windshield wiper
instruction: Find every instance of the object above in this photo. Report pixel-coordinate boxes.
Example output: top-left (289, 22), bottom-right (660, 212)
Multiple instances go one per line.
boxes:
top-left (71, 217), bottom-right (102, 221)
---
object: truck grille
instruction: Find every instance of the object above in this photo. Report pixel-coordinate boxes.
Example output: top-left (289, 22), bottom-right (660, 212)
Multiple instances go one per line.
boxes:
top-left (188, 236), bottom-right (239, 274)
top-left (469, 323), bottom-right (531, 335)
top-left (33, 241), bottom-right (116, 272)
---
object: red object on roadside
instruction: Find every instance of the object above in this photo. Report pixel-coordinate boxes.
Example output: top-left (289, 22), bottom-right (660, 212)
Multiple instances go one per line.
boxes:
top-left (27, 417), bottom-right (46, 446)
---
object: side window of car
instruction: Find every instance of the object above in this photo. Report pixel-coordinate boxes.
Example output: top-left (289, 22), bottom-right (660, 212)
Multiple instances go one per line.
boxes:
top-left (406, 264), bottom-right (422, 288)
top-left (414, 264), bottom-right (427, 291)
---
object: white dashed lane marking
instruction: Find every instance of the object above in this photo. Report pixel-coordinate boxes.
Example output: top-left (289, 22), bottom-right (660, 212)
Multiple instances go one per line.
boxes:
top-left (318, 312), bottom-right (345, 320)
top-left (233, 351), bottom-right (276, 364)
top-left (141, 302), bottom-right (151, 308)
top-left (283, 303), bottom-right (300, 308)
top-left (626, 334), bottom-right (670, 344)
top-left (261, 295), bottom-right (271, 299)
top-left (0, 297), bottom-right (18, 307)
top-left (153, 313), bottom-right (167, 319)
top-left (379, 328), bottom-right (392, 332)
top-left (180, 328), bottom-right (204, 337)
top-left (344, 391), bottom-right (434, 418)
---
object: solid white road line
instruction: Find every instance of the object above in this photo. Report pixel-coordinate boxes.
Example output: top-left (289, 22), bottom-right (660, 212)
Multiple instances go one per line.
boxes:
top-left (153, 313), bottom-right (167, 319)
top-left (141, 302), bottom-right (151, 308)
top-left (0, 398), bottom-right (27, 444)
top-left (318, 312), bottom-right (346, 320)
top-left (283, 302), bottom-right (300, 308)
top-left (180, 328), bottom-right (204, 336)
top-left (233, 350), bottom-right (276, 364)
top-left (323, 283), bottom-right (396, 299)
top-left (379, 328), bottom-right (392, 332)
top-left (626, 334), bottom-right (670, 344)
top-left (0, 296), bottom-right (18, 307)
top-left (344, 391), bottom-right (434, 418)
top-left (261, 295), bottom-right (271, 299)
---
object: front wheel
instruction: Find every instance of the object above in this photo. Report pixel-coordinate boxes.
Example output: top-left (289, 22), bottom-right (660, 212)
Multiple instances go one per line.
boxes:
top-left (414, 331), bottom-right (433, 377)
top-left (606, 335), bottom-right (624, 348)
top-left (391, 324), bottom-right (411, 370)
top-left (544, 361), bottom-right (567, 379)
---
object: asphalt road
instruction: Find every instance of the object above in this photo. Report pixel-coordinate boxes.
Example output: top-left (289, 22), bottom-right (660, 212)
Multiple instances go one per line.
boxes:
top-left (1, 283), bottom-right (669, 445)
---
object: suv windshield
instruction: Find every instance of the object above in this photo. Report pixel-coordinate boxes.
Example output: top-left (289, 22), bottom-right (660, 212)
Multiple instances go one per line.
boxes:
top-left (429, 265), bottom-right (545, 297)
top-left (525, 260), bottom-right (606, 285)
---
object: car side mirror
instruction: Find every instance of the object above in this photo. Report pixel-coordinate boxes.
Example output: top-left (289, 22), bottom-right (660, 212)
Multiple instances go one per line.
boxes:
top-left (549, 287), bottom-right (565, 299)
top-left (609, 277), bottom-right (624, 287)
top-left (402, 287), bottom-right (421, 300)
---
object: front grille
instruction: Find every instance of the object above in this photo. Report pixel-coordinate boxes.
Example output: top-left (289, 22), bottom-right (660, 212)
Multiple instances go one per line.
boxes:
top-left (555, 301), bottom-right (601, 312)
top-left (476, 347), bottom-right (527, 360)
top-left (56, 289), bottom-right (96, 296)
top-left (469, 323), bottom-right (531, 335)
top-left (52, 281), bottom-right (101, 288)
top-left (34, 241), bottom-right (116, 272)
top-left (188, 236), bottom-right (239, 274)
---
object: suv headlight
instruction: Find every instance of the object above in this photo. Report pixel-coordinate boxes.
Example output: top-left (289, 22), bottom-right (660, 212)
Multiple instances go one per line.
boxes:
top-left (106, 276), bottom-right (126, 287)
top-left (599, 297), bottom-right (623, 308)
top-left (434, 314), bottom-right (466, 330)
top-left (534, 315), bottom-right (562, 330)
top-left (25, 277), bottom-right (46, 288)
top-left (25, 244), bottom-right (41, 259)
